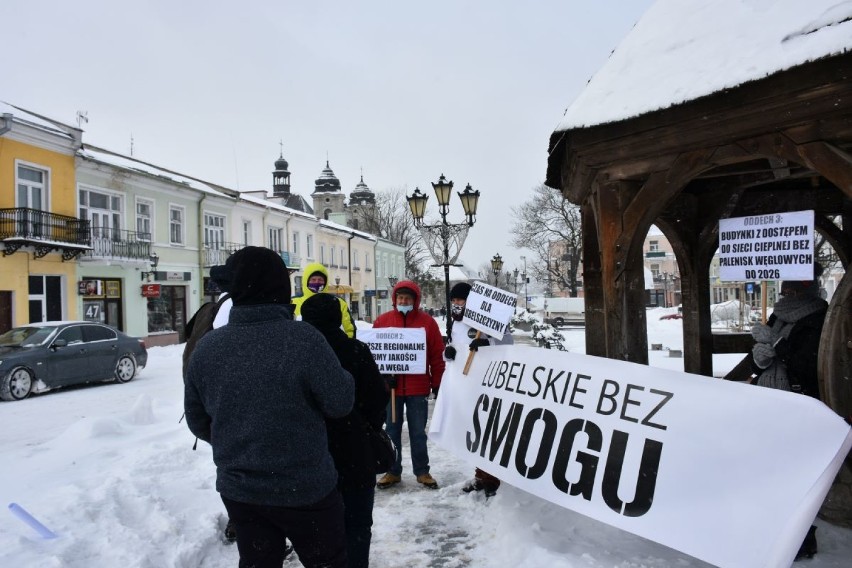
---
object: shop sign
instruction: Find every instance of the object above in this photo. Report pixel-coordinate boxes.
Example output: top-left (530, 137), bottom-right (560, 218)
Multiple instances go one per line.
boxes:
top-left (141, 284), bottom-right (161, 298)
top-left (364, 289), bottom-right (376, 297)
top-left (378, 290), bottom-right (388, 299)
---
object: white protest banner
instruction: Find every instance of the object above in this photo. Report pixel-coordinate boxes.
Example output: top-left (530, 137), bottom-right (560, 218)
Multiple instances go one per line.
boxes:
top-left (718, 210), bottom-right (815, 281)
top-left (358, 327), bottom-right (426, 374)
top-left (430, 345), bottom-right (852, 568)
top-left (463, 280), bottom-right (517, 341)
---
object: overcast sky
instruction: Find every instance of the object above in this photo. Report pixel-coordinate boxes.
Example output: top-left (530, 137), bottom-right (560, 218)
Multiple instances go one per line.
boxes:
top-left (6, 0), bottom-right (654, 275)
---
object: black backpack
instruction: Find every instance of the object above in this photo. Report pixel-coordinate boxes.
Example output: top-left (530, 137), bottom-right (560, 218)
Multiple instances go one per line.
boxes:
top-left (182, 294), bottom-right (230, 380)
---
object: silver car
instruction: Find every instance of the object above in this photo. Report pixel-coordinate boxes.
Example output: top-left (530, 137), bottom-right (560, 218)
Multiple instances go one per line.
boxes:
top-left (0, 321), bottom-right (148, 401)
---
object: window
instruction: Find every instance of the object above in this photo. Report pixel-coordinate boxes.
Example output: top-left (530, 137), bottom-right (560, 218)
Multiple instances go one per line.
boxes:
top-left (292, 231), bottom-right (300, 255)
top-left (306, 235), bottom-right (314, 259)
top-left (330, 247), bottom-right (336, 267)
top-left (80, 187), bottom-right (122, 239)
top-left (353, 251), bottom-right (360, 269)
top-left (269, 227), bottom-right (283, 252)
top-left (365, 252), bottom-right (371, 272)
top-left (320, 245), bottom-right (326, 264)
top-left (204, 213), bottom-right (226, 249)
top-left (170, 205), bottom-right (186, 245)
top-left (242, 220), bottom-right (251, 245)
top-left (136, 198), bottom-right (153, 241)
top-left (16, 163), bottom-right (48, 211)
top-left (340, 247), bottom-right (346, 268)
top-left (651, 264), bottom-right (660, 278)
top-left (649, 240), bottom-right (659, 252)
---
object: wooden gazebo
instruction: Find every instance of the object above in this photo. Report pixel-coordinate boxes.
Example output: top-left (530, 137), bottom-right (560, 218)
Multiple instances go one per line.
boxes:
top-left (546, 8), bottom-right (851, 522)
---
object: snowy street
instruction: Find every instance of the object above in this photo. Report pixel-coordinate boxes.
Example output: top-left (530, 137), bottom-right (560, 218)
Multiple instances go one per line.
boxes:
top-left (1, 319), bottom-right (851, 567)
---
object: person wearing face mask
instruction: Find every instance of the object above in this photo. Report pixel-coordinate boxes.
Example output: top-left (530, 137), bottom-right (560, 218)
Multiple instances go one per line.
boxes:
top-left (372, 280), bottom-right (446, 489)
top-left (292, 262), bottom-right (357, 338)
top-left (442, 282), bottom-right (513, 497)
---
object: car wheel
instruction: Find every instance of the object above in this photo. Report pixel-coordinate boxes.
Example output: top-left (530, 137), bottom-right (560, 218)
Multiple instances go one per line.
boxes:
top-left (114, 354), bottom-right (137, 383)
top-left (1, 366), bottom-right (34, 401)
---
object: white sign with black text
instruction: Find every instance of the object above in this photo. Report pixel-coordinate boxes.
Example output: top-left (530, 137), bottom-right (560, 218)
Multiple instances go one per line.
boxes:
top-left (718, 210), bottom-right (815, 281)
top-left (429, 345), bottom-right (852, 568)
top-left (358, 327), bottom-right (427, 374)
top-left (463, 281), bottom-right (517, 341)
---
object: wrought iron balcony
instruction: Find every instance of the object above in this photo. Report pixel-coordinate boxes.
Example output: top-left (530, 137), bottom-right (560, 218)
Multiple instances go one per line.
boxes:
top-left (203, 241), bottom-right (245, 267)
top-left (81, 227), bottom-right (152, 263)
top-left (0, 208), bottom-right (91, 260)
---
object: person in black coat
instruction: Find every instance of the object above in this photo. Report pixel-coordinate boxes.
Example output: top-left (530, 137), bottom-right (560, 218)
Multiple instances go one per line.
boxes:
top-left (302, 293), bottom-right (389, 568)
top-left (749, 264), bottom-right (828, 560)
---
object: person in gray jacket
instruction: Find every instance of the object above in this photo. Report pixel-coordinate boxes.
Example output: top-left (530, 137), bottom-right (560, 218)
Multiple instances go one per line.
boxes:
top-left (184, 246), bottom-right (354, 568)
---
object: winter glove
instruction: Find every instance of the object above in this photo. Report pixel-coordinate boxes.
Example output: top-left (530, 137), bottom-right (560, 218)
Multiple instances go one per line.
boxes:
top-left (385, 375), bottom-right (398, 389)
top-left (444, 345), bottom-right (457, 360)
top-left (752, 342), bottom-right (776, 369)
top-left (432, 386), bottom-right (439, 399)
top-left (750, 323), bottom-right (773, 345)
top-left (469, 337), bottom-right (490, 352)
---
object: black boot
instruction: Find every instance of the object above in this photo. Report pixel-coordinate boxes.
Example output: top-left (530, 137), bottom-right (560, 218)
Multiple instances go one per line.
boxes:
top-left (223, 519), bottom-right (237, 543)
top-left (794, 525), bottom-right (817, 561)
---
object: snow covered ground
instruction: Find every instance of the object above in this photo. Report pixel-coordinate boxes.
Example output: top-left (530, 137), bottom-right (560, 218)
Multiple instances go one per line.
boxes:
top-left (1, 311), bottom-right (850, 567)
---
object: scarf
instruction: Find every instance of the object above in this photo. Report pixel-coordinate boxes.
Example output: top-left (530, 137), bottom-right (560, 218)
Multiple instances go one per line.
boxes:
top-left (755, 293), bottom-right (825, 392)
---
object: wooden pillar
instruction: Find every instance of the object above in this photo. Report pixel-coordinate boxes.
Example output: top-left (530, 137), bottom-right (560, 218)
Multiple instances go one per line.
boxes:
top-left (594, 181), bottom-right (648, 363)
top-left (581, 203), bottom-right (606, 357)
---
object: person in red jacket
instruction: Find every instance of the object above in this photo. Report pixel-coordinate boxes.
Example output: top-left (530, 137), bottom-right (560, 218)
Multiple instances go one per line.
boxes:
top-left (373, 280), bottom-right (446, 489)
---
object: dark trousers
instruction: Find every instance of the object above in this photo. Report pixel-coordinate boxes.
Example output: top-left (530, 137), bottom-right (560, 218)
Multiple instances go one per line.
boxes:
top-left (342, 487), bottom-right (375, 568)
top-left (222, 489), bottom-right (347, 568)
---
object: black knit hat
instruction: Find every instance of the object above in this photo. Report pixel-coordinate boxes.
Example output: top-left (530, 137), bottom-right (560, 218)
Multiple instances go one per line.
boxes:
top-left (301, 293), bottom-right (343, 333)
top-left (209, 255), bottom-right (236, 293)
top-left (228, 246), bottom-right (291, 306)
top-left (780, 262), bottom-right (823, 297)
top-left (450, 282), bottom-right (472, 300)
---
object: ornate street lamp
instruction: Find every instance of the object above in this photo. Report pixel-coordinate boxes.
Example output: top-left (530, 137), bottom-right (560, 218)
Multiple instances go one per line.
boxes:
top-left (141, 251), bottom-right (159, 282)
top-left (407, 174), bottom-right (481, 337)
top-left (513, 267), bottom-right (520, 293)
top-left (490, 253), bottom-right (503, 285)
top-left (388, 275), bottom-right (398, 287)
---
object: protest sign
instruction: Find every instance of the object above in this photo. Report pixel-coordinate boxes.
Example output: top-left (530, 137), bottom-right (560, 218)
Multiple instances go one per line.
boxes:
top-left (463, 281), bottom-right (517, 341)
top-left (718, 210), bottom-right (815, 281)
top-left (358, 327), bottom-right (426, 374)
top-left (430, 345), bottom-right (852, 568)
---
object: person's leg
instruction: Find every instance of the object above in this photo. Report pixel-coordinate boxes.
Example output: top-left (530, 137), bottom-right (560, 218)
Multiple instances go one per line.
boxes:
top-left (384, 395), bottom-right (404, 476)
top-left (406, 395), bottom-right (430, 476)
top-left (341, 487), bottom-right (375, 568)
top-left (280, 489), bottom-right (348, 568)
top-left (221, 497), bottom-right (290, 568)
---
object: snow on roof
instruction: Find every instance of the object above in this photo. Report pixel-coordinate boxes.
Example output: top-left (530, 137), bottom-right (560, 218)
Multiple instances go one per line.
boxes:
top-left (79, 145), bottom-right (234, 197)
top-left (318, 219), bottom-right (376, 241)
top-left (238, 192), bottom-right (318, 221)
top-left (556, 0), bottom-right (852, 131)
top-left (0, 101), bottom-right (79, 141)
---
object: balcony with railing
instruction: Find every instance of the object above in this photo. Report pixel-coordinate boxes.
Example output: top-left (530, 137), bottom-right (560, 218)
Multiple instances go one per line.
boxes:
top-left (0, 208), bottom-right (91, 260)
top-left (203, 241), bottom-right (245, 267)
top-left (81, 227), bottom-right (152, 263)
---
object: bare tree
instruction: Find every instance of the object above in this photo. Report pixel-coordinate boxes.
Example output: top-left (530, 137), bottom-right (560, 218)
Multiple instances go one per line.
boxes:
top-left (510, 184), bottom-right (583, 296)
top-left (356, 187), bottom-right (430, 277)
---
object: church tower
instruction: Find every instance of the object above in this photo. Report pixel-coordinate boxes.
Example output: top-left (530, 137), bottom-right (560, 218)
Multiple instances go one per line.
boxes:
top-left (311, 160), bottom-right (346, 222)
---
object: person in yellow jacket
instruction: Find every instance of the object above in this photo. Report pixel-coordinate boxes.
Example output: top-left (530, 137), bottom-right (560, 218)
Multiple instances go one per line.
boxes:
top-left (292, 262), bottom-right (356, 338)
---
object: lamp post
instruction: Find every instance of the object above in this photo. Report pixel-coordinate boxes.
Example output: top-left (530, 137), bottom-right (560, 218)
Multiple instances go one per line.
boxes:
top-left (141, 252), bottom-right (159, 282)
top-left (407, 174), bottom-right (480, 337)
top-left (513, 267), bottom-right (520, 294)
top-left (490, 253), bottom-right (503, 286)
top-left (520, 255), bottom-right (529, 311)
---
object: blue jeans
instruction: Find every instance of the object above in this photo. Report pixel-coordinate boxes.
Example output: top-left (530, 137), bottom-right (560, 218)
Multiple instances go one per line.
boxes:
top-left (341, 487), bottom-right (374, 568)
top-left (385, 395), bottom-right (430, 476)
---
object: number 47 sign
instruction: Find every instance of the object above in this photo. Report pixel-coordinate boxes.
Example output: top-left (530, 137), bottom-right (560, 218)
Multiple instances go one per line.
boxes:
top-left (718, 210), bottom-right (815, 282)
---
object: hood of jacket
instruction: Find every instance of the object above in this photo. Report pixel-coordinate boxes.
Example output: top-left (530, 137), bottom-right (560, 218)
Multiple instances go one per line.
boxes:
top-left (300, 262), bottom-right (331, 297)
top-left (391, 279), bottom-right (422, 311)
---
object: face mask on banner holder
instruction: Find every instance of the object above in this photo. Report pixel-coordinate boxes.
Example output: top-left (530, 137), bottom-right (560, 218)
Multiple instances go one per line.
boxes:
top-left (307, 283), bottom-right (324, 293)
top-left (451, 304), bottom-right (465, 321)
top-left (397, 305), bottom-right (413, 314)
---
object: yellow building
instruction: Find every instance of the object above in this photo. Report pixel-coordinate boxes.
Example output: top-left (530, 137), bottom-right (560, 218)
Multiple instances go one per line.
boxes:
top-left (0, 104), bottom-right (88, 332)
